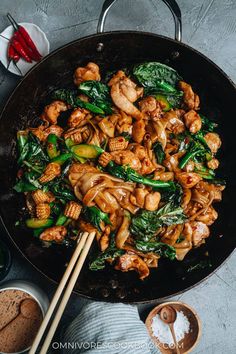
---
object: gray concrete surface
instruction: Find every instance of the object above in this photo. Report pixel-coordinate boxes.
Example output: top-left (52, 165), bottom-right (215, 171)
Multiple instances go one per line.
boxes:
top-left (0, 0), bottom-right (236, 353)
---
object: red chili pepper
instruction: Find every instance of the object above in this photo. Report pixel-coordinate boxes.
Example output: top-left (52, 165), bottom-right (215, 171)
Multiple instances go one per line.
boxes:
top-left (11, 38), bottom-right (32, 63)
top-left (13, 31), bottom-right (40, 62)
top-left (8, 43), bottom-right (20, 62)
top-left (7, 13), bottom-right (42, 60)
top-left (18, 27), bottom-right (42, 60)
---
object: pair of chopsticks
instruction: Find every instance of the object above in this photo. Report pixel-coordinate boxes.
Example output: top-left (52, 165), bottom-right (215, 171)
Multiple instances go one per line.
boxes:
top-left (29, 231), bottom-right (96, 354)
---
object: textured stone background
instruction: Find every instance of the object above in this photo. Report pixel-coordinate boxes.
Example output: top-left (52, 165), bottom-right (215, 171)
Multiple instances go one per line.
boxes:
top-left (0, 1), bottom-right (236, 353)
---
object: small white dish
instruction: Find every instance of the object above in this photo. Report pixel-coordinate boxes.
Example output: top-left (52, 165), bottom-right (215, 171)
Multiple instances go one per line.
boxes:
top-left (0, 22), bottom-right (50, 76)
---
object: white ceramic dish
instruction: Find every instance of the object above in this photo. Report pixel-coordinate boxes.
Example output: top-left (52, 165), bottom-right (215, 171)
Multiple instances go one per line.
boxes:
top-left (0, 280), bottom-right (49, 354)
top-left (0, 22), bottom-right (50, 76)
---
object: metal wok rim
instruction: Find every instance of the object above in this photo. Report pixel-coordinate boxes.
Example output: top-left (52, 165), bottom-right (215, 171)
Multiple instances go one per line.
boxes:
top-left (0, 30), bottom-right (236, 303)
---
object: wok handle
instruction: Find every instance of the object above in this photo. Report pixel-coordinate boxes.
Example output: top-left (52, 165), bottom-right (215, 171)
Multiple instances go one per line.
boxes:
top-left (97, 0), bottom-right (182, 42)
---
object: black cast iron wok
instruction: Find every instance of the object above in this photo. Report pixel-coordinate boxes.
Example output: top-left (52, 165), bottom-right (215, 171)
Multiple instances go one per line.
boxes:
top-left (0, 0), bottom-right (235, 303)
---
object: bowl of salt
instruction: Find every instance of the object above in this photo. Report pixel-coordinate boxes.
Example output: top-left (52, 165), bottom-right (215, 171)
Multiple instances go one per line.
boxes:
top-left (145, 301), bottom-right (201, 354)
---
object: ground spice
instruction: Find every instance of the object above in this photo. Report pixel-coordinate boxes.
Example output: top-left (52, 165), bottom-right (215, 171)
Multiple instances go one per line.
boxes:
top-left (0, 289), bottom-right (43, 353)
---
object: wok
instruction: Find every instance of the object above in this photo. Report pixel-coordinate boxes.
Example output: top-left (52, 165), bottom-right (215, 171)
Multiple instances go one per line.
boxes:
top-left (0, 0), bottom-right (235, 303)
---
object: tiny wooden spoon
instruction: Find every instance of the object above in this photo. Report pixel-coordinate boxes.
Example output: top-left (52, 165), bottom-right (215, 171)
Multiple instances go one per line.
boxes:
top-left (159, 305), bottom-right (180, 354)
top-left (0, 298), bottom-right (40, 332)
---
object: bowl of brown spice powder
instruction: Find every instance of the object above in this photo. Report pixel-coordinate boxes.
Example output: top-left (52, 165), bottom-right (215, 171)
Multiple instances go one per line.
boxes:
top-left (0, 280), bottom-right (49, 353)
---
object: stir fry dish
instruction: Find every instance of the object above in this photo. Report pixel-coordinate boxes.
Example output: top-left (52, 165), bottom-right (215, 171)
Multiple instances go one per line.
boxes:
top-left (14, 61), bottom-right (225, 280)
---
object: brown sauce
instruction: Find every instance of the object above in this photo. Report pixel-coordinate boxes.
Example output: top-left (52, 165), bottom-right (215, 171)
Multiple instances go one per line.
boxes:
top-left (0, 289), bottom-right (43, 353)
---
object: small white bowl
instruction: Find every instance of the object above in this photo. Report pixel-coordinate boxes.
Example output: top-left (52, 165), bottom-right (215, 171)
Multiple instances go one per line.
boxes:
top-left (0, 280), bottom-right (49, 354)
top-left (0, 22), bottom-right (50, 76)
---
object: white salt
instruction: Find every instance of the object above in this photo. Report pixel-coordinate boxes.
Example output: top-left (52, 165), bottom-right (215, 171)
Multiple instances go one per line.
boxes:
top-left (151, 310), bottom-right (190, 346)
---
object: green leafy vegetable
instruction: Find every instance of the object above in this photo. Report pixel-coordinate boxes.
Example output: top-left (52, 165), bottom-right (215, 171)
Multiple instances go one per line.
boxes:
top-left (160, 182), bottom-right (183, 207)
top-left (194, 165), bottom-right (215, 180)
top-left (200, 114), bottom-right (218, 133)
top-left (89, 232), bottom-right (124, 271)
top-left (55, 214), bottom-right (68, 226)
top-left (82, 206), bottom-right (111, 232)
top-left (78, 81), bottom-right (113, 114)
top-left (133, 62), bottom-right (182, 93)
top-left (53, 89), bottom-right (105, 114)
top-left (17, 131), bottom-right (29, 165)
top-left (13, 179), bottom-right (38, 192)
top-left (135, 240), bottom-right (176, 260)
top-left (153, 141), bottom-right (165, 164)
top-left (45, 160), bottom-right (74, 203)
top-left (178, 132), bottom-right (212, 169)
top-left (130, 202), bottom-right (186, 241)
top-left (19, 132), bottom-right (49, 171)
top-left (106, 161), bottom-right (175, 190)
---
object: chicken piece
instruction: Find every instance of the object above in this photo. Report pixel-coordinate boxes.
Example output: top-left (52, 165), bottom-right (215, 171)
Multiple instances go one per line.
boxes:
top-left (164, 109), bottom-right (185, 134)
top-left (108, 136), bottom-right (128, 152)
top-left (98, 118), bottom-right (115, 137)
top-left (128, 144), bottom-right (146, 160)
top-left (64, 201), bottom-right (82, 220)
top-left (144, 192), bottom-right (161, 211)
top-left (29, 125), bottom-right (45, 141)
top-left (79, 220), bottom-right (97, 234)
top-left (100, 226), bottom-right (111, 251)
top-left (110, 150), bottom-right (141, 171)
top-left (179, 81), bottom-right (200, 110)
top-left (39, 163), bottom-right (61, 184)
top-left (132, 119), bottom-right (146, 143)
top-left (40, 226), bottom-right (67, 243)
top-left (139, 157), bottom-right (157, 175)
top-left (68, 108), bottom-right (90, 128)
top-left (109, 71), bottom-right (143, 119)
top-left (196, 206), bottom-right (218, 225)
top-left (176, 172), bottom-right (202, 188)
top-left (130, 188), bottom-right (149, 208)
top-left (41, 101), bottom-right (67, 125)
top-left (98, 152), bottom-right (112, 167)
top-left (36, 203), bottom-right (51, 219)
top-left (207, 158), bottom-right (219, 170)
top-left (153, 171), bottom-right (174, 181)
top-left (74, 62), bottom-right (101, 86)
top-left (130, 188), bottom-right (160, 211)
top-left (190, 221), bottom-right (210, 247)
top-left (183, 110), bottom-right (202, 133)
top-left (115, 252), bottom-right (150, 280)
top-left (138, 96), bottom-right (162, 121)
top-left (204, 132), bottom-right (221, 154)
top-left (44, 125), bottom-right (64, 140)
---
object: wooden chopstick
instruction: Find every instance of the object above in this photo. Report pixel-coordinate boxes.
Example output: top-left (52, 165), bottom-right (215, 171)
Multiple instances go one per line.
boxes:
top-left (29, 231), bottom-right (95, 354)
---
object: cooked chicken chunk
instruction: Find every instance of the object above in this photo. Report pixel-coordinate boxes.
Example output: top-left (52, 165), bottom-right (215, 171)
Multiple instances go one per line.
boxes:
top-left (74, 62), bottom-right (101, 85)
top-left (179, 81), bottom-right (200, 110)
top-left (109, 71), bottom-right (143, 119)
